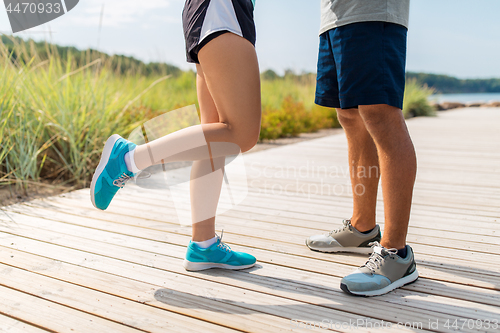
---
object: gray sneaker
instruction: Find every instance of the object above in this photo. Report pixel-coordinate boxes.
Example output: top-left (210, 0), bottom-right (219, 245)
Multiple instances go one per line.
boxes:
top-left (340, 242), bottom-right (419, 296)
top-left (306, 219), bottom-right (381, 253)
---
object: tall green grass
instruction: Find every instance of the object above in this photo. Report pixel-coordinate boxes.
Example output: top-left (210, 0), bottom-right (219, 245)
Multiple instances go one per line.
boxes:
top-left (0, 38), bottom-right (198, 191)
top-left (402, 79), bottom-right (436, 117)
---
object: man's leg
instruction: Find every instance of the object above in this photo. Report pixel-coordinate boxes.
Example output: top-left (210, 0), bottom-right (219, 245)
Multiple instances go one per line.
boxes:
top-left (305, 107), bottom-right (382, 253)
top-left (336, 108), bottom-right (380, 232)
top-left (339, 103), bottom-right (418, 296)
top-left (358, 104), bottom-right (417, 250)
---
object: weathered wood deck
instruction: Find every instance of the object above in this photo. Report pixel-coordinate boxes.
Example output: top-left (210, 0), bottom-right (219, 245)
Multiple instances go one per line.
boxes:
top-left (1, 107), bottom-right (499, 332)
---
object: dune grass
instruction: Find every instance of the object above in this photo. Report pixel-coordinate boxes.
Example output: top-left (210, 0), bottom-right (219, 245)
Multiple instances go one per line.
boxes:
top-left (0, 38), bottom-right (199, 192)
top-left (402, 79), bottom-right (436, 117)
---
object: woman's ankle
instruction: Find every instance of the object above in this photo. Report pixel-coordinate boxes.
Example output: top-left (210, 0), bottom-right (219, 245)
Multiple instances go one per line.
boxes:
top-left (192, 235), bottom-right (218, 248)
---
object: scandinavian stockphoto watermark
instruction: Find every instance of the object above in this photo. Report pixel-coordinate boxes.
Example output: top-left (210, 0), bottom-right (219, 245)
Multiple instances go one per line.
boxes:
top-left (122, 104), bottom-right (380, 225)
top-left (250, 160), bottom-right (379, 199)
top-left (4, 0), bottom-right (79, 33)
top-left (127, 105), bottom-right (249, 227)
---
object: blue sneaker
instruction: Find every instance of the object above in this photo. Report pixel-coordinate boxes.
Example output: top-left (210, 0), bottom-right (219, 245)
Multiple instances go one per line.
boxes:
top-left (340, 242), bottom-right (419, 296)
top-left (90, 134), bottom-right (136, 210)
top-left (183, 235), bottom-right (256, 271)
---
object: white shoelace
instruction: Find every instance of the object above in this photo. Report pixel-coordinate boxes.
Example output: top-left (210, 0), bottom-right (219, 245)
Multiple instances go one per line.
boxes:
top-left (329, 219), bottom-right (352, 236)
top-left (363, 241), bottom-right (398, 272)
top-left (112, 172), bottom-right (133, 188)
top-left (216, 230), bottom-right (232, 253)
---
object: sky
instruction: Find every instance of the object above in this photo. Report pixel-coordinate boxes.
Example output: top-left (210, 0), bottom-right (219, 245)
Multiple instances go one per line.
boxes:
top-left (1, 0), bottom-right (499, 79)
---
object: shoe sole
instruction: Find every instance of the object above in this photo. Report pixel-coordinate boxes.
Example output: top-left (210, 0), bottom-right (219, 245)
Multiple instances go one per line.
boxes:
top-left (340, 269), bottom-right (419, 297)
top-left (183, 259), bottom-right (256, 271)
top-left (90, 134), bottom-right (122, 210)
top-left (306, 241), bottom-right (373, 254)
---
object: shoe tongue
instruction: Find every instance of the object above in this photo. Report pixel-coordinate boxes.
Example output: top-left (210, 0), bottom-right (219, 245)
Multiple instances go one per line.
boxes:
top-left (373, 246), bottom-right (384, 256)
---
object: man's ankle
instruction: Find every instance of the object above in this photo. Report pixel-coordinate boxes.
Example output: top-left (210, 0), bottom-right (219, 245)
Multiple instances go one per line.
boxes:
top-left (380, 240), bottom-right (406, 251)
top-left (351, 219), bottom-right (376, 233)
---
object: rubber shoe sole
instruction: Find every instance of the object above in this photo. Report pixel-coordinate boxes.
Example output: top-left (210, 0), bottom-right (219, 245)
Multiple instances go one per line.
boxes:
top-left (340, 269), bottom-right (419, 297)
top-left (183, 260), bottom-right (255, 271)
top-left (90, 134), bottom-right (122, 210)
top-left (305, 240), bottom-right (373, 254)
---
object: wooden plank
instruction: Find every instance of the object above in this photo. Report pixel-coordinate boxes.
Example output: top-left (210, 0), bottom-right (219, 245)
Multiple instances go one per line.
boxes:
top-left (23, 195), bottom-right (500, 249)
top-left (23, 194), bottom-right (500, 264)
top-left (244, 153), bottom-right (500, 176)
top-left (110, 183), bottom-right (500, 228)
top-left (66, 170), bottom-right (500, 223)
top-left (0, 242), bottom-right (302, 333)
top-left (0, 285), bottom-right (144, 333)
top-left (0, 313), bottom-right (50, 333)
top-left (5, 203), bottom-right (500, 282)
top-left (109, 191), bottom-right (500, 245)
top-left (244, 150), bottom-right (500, 169)
top-left (0, 262), bottom-right (239, 333)
top-left (9, 200), bottom-right (500, 286)
top-left (5, 201), bottom-right (500, 285)
top-left (0, 234), bottom-right (420, 333)
top-left (27, 189), bottom-right (500, 253)
top-left (18, 197), bottom-right (500, 262)
top-left (0, 228), bottom-right (485, 333)
top-left (25, 190), bottom-right (500, 244)
top-left (1, 211), bottom-right (498, 329)
top-left (123, 182), bottom-right (500, 223)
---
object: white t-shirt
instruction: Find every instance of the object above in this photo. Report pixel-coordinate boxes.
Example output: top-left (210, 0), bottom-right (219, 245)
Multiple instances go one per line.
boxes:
top-left (320, 0), bottom-right (410, 35)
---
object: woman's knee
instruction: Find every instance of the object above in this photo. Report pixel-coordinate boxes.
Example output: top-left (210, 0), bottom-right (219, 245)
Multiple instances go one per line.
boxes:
top-left (238, 128), bottom-right (260, 152)
top-left (231, 123), bottom-right (260, 153)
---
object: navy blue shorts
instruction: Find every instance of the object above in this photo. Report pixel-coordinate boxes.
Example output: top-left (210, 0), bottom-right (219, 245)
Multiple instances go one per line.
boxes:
top-left (315, 22), bottom-right (407, 110)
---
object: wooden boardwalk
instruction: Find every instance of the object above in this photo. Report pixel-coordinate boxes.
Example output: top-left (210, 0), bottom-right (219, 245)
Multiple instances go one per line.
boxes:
top-left (1, 107), bottom-right (499, 333)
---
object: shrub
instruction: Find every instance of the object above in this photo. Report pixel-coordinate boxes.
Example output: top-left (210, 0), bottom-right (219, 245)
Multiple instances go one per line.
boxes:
top-left (403, 79), bottom-right (436, 118)
top-left (259, 96), bottom-right (339, 140)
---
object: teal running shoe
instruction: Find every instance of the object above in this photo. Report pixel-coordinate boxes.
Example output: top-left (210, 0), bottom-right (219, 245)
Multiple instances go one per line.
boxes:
top-left (183, 234), bottom-right (256, 271)
top-left (90, 134), bottom-right (136, 210)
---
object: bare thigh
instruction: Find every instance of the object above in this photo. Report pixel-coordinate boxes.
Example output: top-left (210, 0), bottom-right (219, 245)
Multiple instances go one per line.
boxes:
top-left (196, 64), bottom-right (219, 125)
top-left (195, 65), bottom-right (224, 171)
top-left (197, 32), bottom-right (261, 151)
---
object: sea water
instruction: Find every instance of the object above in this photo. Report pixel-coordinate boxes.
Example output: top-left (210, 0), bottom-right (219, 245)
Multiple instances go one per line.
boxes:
top-left (429, 93), bottom-right (500, 104)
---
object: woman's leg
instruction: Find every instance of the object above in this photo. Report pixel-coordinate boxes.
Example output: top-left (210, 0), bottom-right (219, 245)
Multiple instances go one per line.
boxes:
top-left (131, 33), bottom-right (260, 240)
top-left (132, 33), bottom-right (261, 170)
top-left (195, 33), bottom-right (261, 147)
top-left (190, 64), bottom-right (223, 241)
top-left (190, 33), bottom-right (261, 240)
top-left (181, 33), bottom-right (260, 271)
